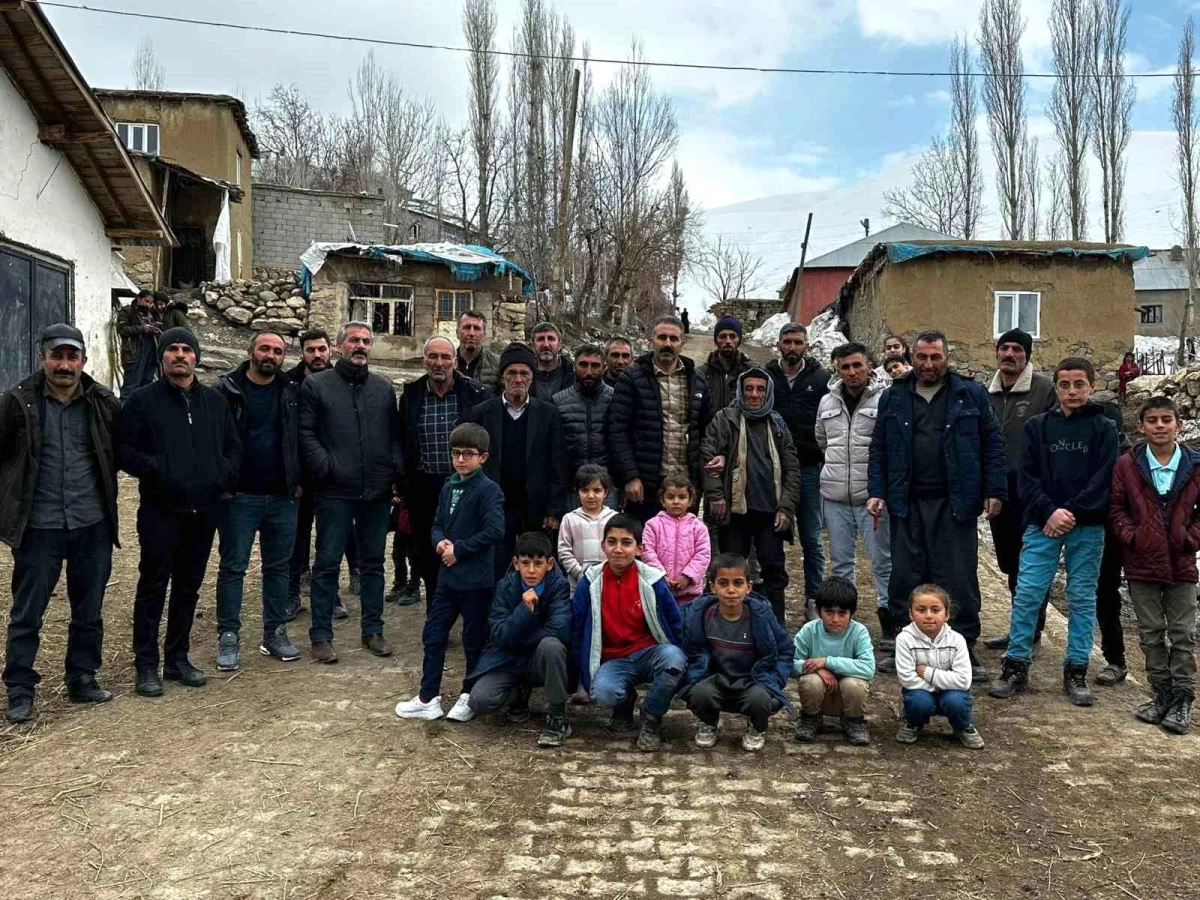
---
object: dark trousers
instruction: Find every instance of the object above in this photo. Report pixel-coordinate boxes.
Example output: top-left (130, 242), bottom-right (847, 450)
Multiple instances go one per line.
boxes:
top-left (720, 511), bottom-right (788, 625)
top-left (1095, 525), bottom-right (1126, 667)
top-left (420, 583), bottom-right (492, 701)
top-left (289, 491), bottom-right (358, 601)
top-left (4, 521), bottom-right (112, 698)
top-left (215, 494), bottom-right (298, 637)
top-left (132, 505), bottom-right (219, 670)
top-left (392, 531), bottom-right (416, 588)
top-left (468, 637), bottom-right (569, 713)
top-left (408, 471), bottom-right (449, 598)
top-left (624, 497), bottom-right (663, 525)
top-left (309, 497), bottom-right (389, 644)
top-left (686, 676), bottom-right (779, 732)
top-left (889, 497), bottom-right (982, 644)
top-left (497, 505), bottom-right (545, 581)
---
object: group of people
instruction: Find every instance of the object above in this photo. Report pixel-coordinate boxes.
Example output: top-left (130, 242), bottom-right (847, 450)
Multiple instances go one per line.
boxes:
top-left (1, 309), bottom-right (1195, 755)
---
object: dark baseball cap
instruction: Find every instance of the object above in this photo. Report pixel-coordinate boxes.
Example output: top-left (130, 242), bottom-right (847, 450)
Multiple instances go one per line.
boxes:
top-left (39, 323), bottom-right (85, 352)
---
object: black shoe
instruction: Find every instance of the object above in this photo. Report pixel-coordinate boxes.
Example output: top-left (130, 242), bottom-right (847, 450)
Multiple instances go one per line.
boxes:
top-left (792, 712), bottom-right (821, 743)
top-left (505, 687), bottom-right (533, 724)
top-left (982, 633), bottom-right (1011, 651)
top-left (987, 656), bottom-right (1029, 699)
top-left (164, 659), bottom-right (206, 688)
top-left (636, 712), bottom-right (663, 751)
top-left (1095, 663), bottom-right (1127, 686)
top-left (609, 695), bottom-right (639, 733)
top-left (393, 585), bottom-right (421, 607)
top-left (841, 716), bottom-right (871, 746)
top-left (349, 571), bottom-right (361, 596)
top-left (285, 595), bottom-right (303, 621)
top-left (5, 695), bottom-right (33, 723)
top-left (332, 602), bottom-right (350, 620)
top-left (136, 668), bottom-right (163, 697)
top-left (538, 712), bottom-right (572, 748)
top-left (876, 607), bottom-right (899, 652)
top-left (67, 678), bottom-right (112, 704)
top-left (1162, 695), bottom-right (1194, 735)
top-left (1063, 663), bottom-right (1093, 707)
top-left (968, 644), bottom-right (988, 683)
top-left (876, 653), bottom-right (896, 675)
top-left (1135, 686), bottom-right (1174, 724)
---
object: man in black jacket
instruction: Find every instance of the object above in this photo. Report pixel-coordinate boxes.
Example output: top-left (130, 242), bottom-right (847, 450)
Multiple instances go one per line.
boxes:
top-left (552, 344), bottom-right (613, 484)
top-left (1, 325), bottom-right (121, 724)
top-left (469, 343), bottom-right (567, 578)
top-left (214, 332), bottom-right (302, 671)
top-left (764, 322), bottom-right (829, 607)
top-left (530, 322), bottom-right (574, 401)
top-left (119, 327), bottom-right (241, 697)
top-left (299, 322), bottom-right (402, 664)
top-left (700, 315), bottom-right (754, 422)
top-left (603, 336), bottom-right (634, 388)
top-left (608, 316), bottom-right (709, 522)
top-left (399, 336), bottom-right (487, 605)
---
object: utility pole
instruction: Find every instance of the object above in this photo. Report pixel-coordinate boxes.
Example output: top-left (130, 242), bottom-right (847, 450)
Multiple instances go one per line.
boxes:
top-left (788, 212), bottom-right (814, 322)
top-left (551, 68), bottom-right (581, 319)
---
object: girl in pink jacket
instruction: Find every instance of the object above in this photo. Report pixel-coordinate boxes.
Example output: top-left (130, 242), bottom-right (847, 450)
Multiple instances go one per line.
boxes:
top-left (642, 475), bottom-right (711, 605)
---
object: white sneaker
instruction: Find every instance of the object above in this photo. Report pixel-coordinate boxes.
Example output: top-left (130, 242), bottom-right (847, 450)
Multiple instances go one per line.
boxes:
top-left (445, 692), bottom-right (476, 723)
top-left (741, 725), bottom-right (767, 753)
top-left (694, 721), bottom-right (718, 748)
top-left (395, 694), bottom-right (444, 720)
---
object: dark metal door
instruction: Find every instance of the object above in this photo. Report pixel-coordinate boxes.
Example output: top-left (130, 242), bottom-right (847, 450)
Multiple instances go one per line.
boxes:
top-left (0, 245), bottom-right (70, 391)
top-left (171, 227), bottom-right (206, 287)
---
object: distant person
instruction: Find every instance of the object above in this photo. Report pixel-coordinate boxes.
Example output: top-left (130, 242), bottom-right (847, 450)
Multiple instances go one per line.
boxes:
top-left (873, 334), bottom-right (910, 382)
top-left (1117, 352), bottom-right (1141, 403)
top-left (603, 336), bottom-right (634, 388)
top-left (883, 356), bottom-right (911, 380)
top-left (530, 322), bottom-right (573, 401)
top-left (115, 289), bottom-right (161, 392)
top-left (2, 325), bottom-right (121, 724)
top-left (680, 308), bottom-right (690, 334)
top-left (155, 290), bottom-right (190, 330)
top-left (455, 310), bottom-right (499, 394)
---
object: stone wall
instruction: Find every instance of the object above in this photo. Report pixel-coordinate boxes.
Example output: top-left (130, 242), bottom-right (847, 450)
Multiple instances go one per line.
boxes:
top-left (708, 298), bottom-right (786, 331)
top-left (199, 273), bottom-right (309, 334)
top-left (253, 183), bottom-right (388, 270)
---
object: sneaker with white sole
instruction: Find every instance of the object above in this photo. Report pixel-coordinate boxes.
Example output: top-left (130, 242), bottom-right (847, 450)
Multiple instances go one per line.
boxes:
top-left (395, 694), bottom-right (444, 720)
top-left (895, 721), bottom-right (922, 744)
top-left (741, 724), bottom-right (767, 752)
top-left (445, 693), bottom-right (476, 722)
top-left (694, 721), bottom-right (718, 748)
top-left (956, 726), bottom-right (985, 749)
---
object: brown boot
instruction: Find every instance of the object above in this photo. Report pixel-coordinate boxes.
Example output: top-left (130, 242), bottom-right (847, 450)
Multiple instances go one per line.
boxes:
top-left (362, 634), bottom-right (392, 657)
top-left (310, 641), bottom-right (338, 664)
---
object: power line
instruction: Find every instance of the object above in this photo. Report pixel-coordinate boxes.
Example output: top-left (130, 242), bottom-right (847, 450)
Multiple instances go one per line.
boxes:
top-left (35, 1), bottom-right (1178, 80)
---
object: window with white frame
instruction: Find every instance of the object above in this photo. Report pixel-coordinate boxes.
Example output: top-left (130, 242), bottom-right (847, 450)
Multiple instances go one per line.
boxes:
top-left (115, 122), bottom-right (160, 156)
top-left (436, 289), bottom-right (472, 321)
top-left (993, 290), bottom-right (1041, 338)
top-left (350, 283), bottom-right (414, 336)
top-left (1140, 304), bottom-right (1163, 325)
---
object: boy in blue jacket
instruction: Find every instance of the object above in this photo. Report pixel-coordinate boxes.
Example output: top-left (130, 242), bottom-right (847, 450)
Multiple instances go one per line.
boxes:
top-left (989, 358), bottom-right (1118, 707)
top-left (467, 532), bottom-right (573, 747)
top-left (572, 514), bottom-right (684, 751)
top-left (676, 553), bottom-right (793, 753)
top-left (396, 424), bottom-right (505, 722)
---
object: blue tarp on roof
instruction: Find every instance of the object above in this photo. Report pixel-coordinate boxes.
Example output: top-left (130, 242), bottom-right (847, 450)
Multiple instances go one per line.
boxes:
top-left (886, 243), bottom-right (1151, 265)
top-left (298, 241), bottom-right (535, 296)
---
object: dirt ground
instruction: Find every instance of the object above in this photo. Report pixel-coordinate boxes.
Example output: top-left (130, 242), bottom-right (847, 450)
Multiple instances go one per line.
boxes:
top-left (2, 482), bottom-right (1199, 900)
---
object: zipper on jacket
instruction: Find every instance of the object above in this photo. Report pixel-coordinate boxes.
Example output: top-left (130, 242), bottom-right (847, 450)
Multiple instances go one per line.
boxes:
top-left (182, 391), bottom-right (193, 425)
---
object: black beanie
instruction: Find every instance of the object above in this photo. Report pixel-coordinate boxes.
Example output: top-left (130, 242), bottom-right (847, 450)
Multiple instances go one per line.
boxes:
top-left (498, 341), bottom-right (537, 377)
top-left (996, 328), bottom-right (1032, 358)
top-left (714, 315), bottom-right (743, 341)
top-left (158, 326), bottom-right (201, 363)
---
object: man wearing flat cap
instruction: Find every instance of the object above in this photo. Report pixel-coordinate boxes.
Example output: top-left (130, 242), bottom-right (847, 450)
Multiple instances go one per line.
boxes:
top-left (0, 325), bottom-right (121, 723)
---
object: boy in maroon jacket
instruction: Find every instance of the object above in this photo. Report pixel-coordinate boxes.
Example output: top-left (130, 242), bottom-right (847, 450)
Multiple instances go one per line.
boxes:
top-left (1110, 396), bottom-right (1200, 735)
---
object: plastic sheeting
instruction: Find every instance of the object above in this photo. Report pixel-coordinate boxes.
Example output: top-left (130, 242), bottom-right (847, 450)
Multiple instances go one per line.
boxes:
top-left (213, 189), bottom-right (231, 282)
top-left (298, 241), bottom-right (535, 295)
top-left (885, 242), bottom-right (1151, 265)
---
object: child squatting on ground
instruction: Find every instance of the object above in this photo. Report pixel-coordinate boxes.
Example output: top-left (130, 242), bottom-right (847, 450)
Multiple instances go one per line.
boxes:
top-left (641, 475), bottom-right (711, 607)
top-left (1110, 395), bottom-right (1199, 735)
top-left (791, 576), bottom-right (875, 746)
top-left (395, 423), bottom-right (506, 722)
top-left (557, 464), bottom-right (618, 591)
top-left (895, 584), bottom-right (984, 749)
top-left (675, 553), bottom-right (793, 752)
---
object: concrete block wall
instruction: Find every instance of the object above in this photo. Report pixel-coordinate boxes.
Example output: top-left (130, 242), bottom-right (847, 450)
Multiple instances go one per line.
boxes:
top-left (252, 183), bottom-right (388, 270)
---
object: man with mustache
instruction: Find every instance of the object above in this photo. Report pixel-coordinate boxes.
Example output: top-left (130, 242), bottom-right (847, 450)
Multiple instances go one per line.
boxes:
top-left (553, 344), bottom-right (614, 483)
top-left (1, 325), bottom-right (121, 723)
top-left (530, 322), bottom-right (574, 401)
top-left (299, 322), bottom-right (402, 664)
top-left (455, 310), bottom-right (499, 395)
top-left (213, 332), bottom-right (303, 671)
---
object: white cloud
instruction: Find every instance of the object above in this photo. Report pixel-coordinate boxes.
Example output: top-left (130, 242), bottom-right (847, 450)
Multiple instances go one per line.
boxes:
top-left (1126, 51), bottom-right (1176, 102)
top-left (677, 129), bottom-right (841, 209)
top-left (854, 0), bottom-right (1053, 52)
top-left (925, 89), bottom-right (952, 104)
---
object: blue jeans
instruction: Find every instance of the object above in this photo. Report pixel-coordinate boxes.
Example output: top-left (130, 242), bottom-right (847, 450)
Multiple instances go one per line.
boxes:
top-left (590, 644), bottom-right (686, 718)
top-left (822, 499), bottom-right (890, 607)
top-left (1008, 525), bottom-right (1103, 666)
top-left (902, 688), bottom-right (973, 731)
top-left (216, 494), bottom-right (298, 637)
top-left (799, 466), bottom-right (824, 598)
top-left (309, 497), bottom-right (391, 644)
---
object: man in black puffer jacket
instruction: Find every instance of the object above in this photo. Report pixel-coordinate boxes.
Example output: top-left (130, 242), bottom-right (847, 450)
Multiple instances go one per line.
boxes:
top-left (552, 344), bottom-right (613, 485)
top-left (608, 316), bottom-right (708, 522)
top-left (299, 322), bottom-right (403, 664)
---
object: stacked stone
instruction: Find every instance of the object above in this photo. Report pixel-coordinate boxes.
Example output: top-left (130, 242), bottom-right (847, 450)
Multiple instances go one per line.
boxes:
top-left (200, 275), bottom-right (308, 334)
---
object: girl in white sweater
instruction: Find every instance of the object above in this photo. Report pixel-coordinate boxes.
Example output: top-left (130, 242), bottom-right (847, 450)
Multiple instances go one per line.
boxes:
top-left (894, 584), bottom-right (984, 749)
top-left (557, 465), bottom-right (617, 590)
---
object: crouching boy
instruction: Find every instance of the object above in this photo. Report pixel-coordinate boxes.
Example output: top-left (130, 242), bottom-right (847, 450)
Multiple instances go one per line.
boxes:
top-left (1110, 396), bottom-right (1200, 735)
top-left (792, 576), bottom-right (875, 745)
top-left (467, 532), bottom-right (574, 747)
top-left (572, 515), bottom-right (684, 752)
top-left (676, 553), bottom-right (793, 752)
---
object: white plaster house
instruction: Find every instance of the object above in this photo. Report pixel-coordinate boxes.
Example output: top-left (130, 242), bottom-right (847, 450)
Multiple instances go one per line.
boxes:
top-left (0, 0), bottom-right (171, 389)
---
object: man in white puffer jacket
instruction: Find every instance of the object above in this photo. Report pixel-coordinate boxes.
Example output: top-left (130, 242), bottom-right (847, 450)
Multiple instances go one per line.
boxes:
top-left (816, 342), bottom-right (894, 642)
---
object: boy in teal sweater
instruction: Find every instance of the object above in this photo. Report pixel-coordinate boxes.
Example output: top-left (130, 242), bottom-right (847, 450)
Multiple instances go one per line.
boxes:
top-left (792, 575), bottom-right (876, 745)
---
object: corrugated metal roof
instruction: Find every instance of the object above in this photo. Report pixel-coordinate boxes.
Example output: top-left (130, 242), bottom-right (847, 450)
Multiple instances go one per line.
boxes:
top-left (804, 223), bottom-right (954, 269)
top-left (1134, 251), bottom-right (1189, 292)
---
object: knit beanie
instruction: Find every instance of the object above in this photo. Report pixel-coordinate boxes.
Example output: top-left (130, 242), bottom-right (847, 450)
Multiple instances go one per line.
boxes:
top-left (158, 326), bottom-right (201, 363)
top-left (498, 341), bottom-right (537, 377)
top-left (995, 328), bottom-right (1033, 358)
top-left (714, 315), bottom-right (743, 341)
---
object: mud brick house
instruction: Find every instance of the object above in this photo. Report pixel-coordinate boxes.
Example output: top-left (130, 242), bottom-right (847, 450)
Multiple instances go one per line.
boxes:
top-left (299, 241), bottom-right (534, 361)
top-left (0, 1), bottom-right (172, 389)
top-left (836, 240), bottom-right (1150, 376)
top-left (95, 88), bottom-right (259, 286)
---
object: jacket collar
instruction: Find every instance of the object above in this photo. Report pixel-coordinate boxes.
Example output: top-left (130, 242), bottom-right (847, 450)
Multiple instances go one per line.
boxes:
top-left (988, 362), bottom-right (1035, 395)
top-left (1133, 440), bottom-right (1200, 493)
top-left (830, 372), bottom-right (885, 402)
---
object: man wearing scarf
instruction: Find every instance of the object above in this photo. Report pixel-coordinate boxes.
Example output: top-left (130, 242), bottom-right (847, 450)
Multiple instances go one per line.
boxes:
top-left (701, 368), bottom-right (801, 625)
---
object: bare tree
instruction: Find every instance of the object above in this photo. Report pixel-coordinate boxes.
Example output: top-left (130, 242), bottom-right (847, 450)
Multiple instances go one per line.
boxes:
top-left (1021, 136), bottom-right (1041, 239)
top-left (1048, 0), bottom-right (1094, 240)
top-left (1089, 0), bottom-right (1135, 242)
top-left (1175, 19), bottom-right (1199, 363)
top-left (131, 36), bottom-right (166, 91)
top-left (662, 162), bottom-right (698, 310)
top-left (950, 36), bottom-right (984, 239)
top-left (882, 136), bottom-right (964, 235)
top-left (253, 84), bottom-right (328, 187)
top-left (464, 0), bottom-right (500, 244)
top-left (979, 0), bottom-right (1029, 239)
top-left (694, 236), bottom-right (765, 307)
top-left (1045, 152), bottom-right (1069, 239)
